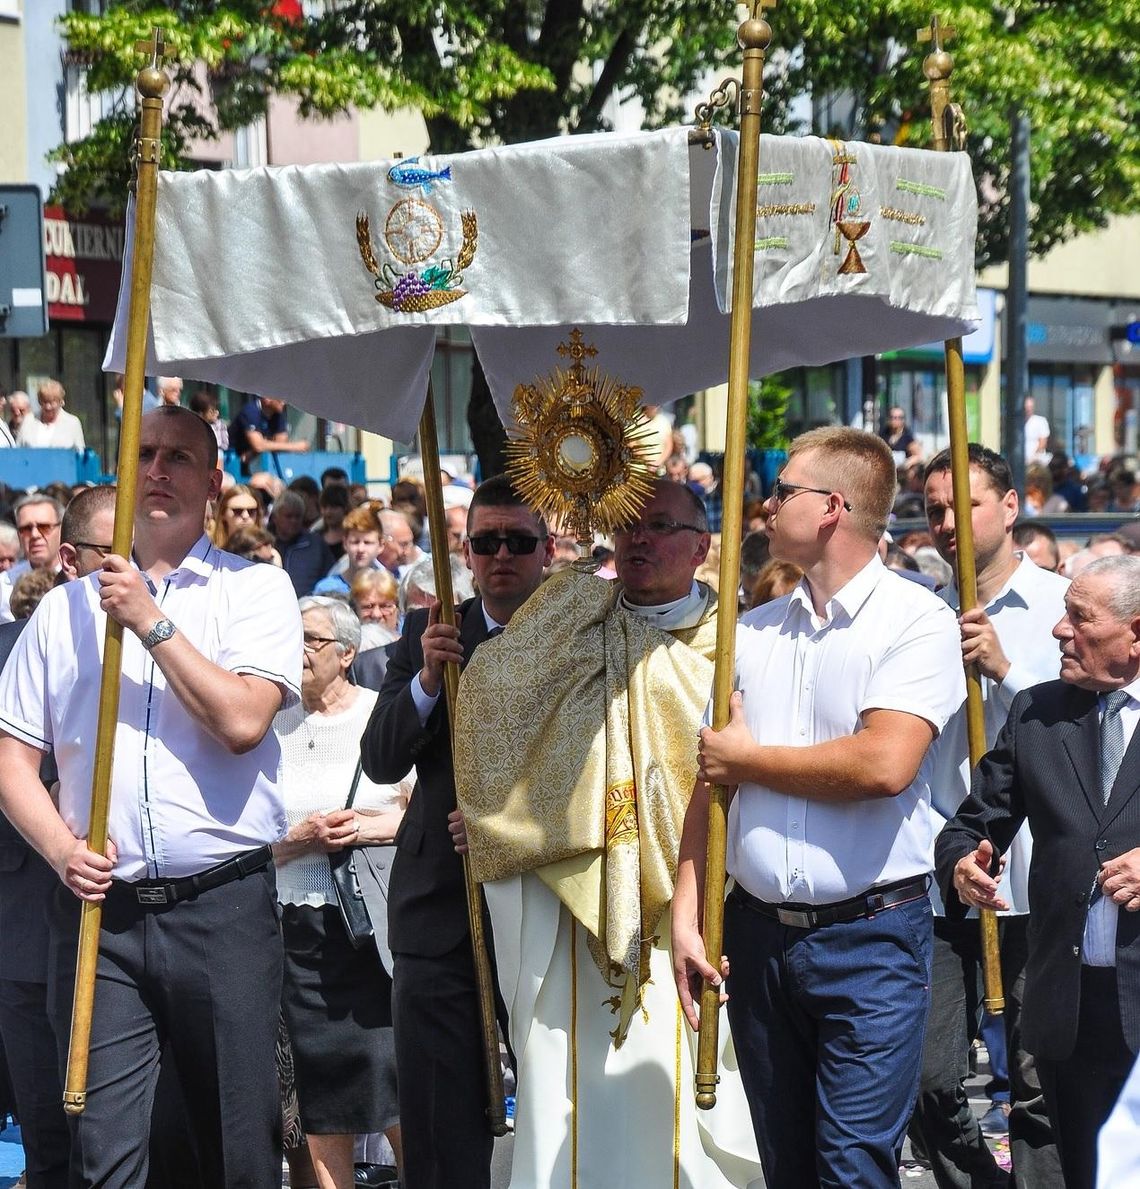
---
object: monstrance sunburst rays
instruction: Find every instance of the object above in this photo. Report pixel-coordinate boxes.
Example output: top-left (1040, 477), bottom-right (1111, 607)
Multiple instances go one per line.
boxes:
top-left (505, 330), bottom-right (657, 567)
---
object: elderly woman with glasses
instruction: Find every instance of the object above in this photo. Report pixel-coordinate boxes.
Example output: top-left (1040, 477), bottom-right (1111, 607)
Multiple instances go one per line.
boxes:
top-left (273, 596), bottom-right (410, 1189)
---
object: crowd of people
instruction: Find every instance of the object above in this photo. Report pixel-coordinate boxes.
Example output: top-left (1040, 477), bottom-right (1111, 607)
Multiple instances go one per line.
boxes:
top-left (0, 388), bottom-right (1133, 1189)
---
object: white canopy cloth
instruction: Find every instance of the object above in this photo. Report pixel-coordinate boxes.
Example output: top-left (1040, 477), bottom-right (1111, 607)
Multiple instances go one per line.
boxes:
top-left (105, 127), bottom-right (979, 440)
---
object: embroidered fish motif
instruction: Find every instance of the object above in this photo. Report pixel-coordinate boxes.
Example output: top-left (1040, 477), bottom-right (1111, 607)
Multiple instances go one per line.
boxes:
top-left (387, 157), bottom-right (453, 195)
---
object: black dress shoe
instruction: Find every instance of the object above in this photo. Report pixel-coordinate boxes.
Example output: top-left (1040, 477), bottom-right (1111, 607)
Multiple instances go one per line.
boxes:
top-left (353, 1163), bottom-right (399, 1187)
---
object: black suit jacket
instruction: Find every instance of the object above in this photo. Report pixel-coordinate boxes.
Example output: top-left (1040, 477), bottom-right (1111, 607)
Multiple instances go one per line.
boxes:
top-left (0, 619), bottom-right (59, 984)
top-left (936, 679), bottom-right (1140, 1061)
top-left (360, 599), bottom-right (488, 957)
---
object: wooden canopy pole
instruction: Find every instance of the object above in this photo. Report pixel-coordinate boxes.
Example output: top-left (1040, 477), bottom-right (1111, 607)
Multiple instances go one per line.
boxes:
top-left (918, 14), bottom-right (1004, 1013)
top-left (417, 384), bottom-right (509, 1136)
top-left (63, 29), bottom-right (170, 1115)
top-left (695, 0), bottom-right (775, 1110)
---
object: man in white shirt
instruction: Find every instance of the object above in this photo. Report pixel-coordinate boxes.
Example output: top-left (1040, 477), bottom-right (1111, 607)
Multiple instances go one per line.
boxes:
top-left (16, 379), bottom-right (85, 452)
top-left (0, 406), bottom-right (302, 1188)
top-left (914, 444), bottom-right (1067, 1188)
top-left (673, 426), bottom-right (963, 1187)
top-left (937, 555), bottom-right (1140, 1189)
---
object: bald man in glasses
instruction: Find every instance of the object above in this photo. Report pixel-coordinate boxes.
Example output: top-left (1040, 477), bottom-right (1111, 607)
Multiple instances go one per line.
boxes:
top-left (360, 473), bottom-right (554, 1189)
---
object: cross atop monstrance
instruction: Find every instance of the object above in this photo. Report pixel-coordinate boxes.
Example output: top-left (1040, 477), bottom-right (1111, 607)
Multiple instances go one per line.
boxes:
top-left (557, 328), bottom-right (598, 385)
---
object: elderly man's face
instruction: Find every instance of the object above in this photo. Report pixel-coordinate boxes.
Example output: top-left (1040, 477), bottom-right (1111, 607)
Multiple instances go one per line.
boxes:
top-left (8, 394), bottom-right (29, 427)
top-left (16, 501), bottom-right (62, 570)
top-left (379, 516), bottom-right (415, 570)
top-left (1054, 572), bottom-right (1140, 692)
top-left (615, 483), bottom-right (710, 606)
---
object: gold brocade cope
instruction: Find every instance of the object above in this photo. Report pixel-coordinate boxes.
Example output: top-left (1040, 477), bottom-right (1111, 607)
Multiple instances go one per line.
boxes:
top-left (454, 568), bottom-right (717, 998)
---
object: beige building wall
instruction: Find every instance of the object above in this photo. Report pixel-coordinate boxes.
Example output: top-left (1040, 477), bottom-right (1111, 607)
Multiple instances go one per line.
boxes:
top-left (0, 6), bottom-right (28, 181)
top-left (979, 216), bottom-right (1140, 301)
top-left (357, 107), bottom-right (429, 162)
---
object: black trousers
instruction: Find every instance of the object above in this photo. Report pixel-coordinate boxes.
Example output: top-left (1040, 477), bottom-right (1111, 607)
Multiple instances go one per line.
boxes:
top-left (0, 978), bottom-right (69, 1189)
top-left (910, 916), bottom-right (1062, 1189)
top-left (47, 869), bottom-right (283, 1189)
top-left (1037, 967), bottom-right (1134, 1189)
top-left (392, 941), bottom-right (499, 1189)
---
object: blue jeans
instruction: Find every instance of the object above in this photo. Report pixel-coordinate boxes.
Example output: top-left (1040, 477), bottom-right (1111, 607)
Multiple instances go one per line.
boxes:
top-left (724, 890), bottom-right (933, 1189)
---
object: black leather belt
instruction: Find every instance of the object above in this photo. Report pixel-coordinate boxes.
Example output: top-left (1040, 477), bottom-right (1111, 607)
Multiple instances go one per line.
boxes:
top-left (114, 845), bottom-right (273, 907)
top-left (730, 874), bottom-right (930, 929)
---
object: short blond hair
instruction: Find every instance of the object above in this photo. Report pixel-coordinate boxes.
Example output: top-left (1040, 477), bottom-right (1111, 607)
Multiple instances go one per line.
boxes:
top-left (787, 427), bottom-right (896, 540)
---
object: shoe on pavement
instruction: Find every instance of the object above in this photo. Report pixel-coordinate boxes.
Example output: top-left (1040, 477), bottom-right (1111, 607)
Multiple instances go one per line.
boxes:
top-left (353, 1163), bottom-right (398, 1187)
top-left (980, 1101), bottom-right (1011, 1137)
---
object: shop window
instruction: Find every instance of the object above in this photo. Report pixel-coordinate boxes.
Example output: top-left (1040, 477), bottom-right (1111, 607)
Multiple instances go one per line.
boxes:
top-left (1028, 365), bottom-right (1097, 462)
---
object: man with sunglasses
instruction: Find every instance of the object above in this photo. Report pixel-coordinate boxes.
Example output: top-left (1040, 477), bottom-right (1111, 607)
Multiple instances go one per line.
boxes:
top-left (453, 479), bottom-right (765, 1188)
top-left (673, 426), bottom-right (963, 1187)
top-left (361, 474), bottom-right (553, 1189)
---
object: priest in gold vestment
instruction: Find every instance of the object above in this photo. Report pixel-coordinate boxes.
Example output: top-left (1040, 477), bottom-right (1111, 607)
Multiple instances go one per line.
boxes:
top-left (455, 481), bottom-right (762, 1189)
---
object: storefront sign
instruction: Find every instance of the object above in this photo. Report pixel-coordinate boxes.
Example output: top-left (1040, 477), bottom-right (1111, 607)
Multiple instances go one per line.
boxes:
top-left (1025, 296), bottom-right (1114, 365)
top-left (43, 205), bottom-right (124, 323)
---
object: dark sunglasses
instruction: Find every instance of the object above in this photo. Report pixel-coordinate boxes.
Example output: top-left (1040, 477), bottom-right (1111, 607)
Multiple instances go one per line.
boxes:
top-left (771, 479), bottom-right (852, 513)
top-left (468, 533), bottom-right (545, 556)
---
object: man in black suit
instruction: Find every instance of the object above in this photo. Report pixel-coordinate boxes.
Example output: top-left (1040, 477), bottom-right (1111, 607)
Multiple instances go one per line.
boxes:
top-left (936, 553), bottom-right (1140, 1189)
top-left (360, 475), bottom-right (553, 1189)
top-left (0, 485), bottom-right (116, 1188)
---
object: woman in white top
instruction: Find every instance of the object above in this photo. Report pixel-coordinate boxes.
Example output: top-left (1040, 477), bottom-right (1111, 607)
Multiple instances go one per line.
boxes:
top-left (274, 596), bottom-right (411, 1189)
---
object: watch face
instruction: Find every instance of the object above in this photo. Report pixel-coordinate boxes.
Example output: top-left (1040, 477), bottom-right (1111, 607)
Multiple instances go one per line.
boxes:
top-left (145, 619), bottom-right (175, 648)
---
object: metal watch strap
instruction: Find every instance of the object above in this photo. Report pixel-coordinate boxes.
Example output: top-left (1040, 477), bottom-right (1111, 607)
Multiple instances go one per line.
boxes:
top-left (140, 618), bottom-right (177, 650)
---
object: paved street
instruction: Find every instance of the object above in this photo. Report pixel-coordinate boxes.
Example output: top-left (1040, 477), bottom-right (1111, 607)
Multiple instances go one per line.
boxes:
top-left (0, 1046), bottom-right (1007, 1187)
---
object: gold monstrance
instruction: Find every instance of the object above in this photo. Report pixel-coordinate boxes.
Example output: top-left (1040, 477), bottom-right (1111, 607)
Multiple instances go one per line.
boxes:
top-left (505, 330), bottom-right (657, 567)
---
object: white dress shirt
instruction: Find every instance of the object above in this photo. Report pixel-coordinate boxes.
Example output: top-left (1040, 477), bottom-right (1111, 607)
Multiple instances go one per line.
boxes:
top-left (17, 409), bottom-right (85, 451)
top-left (1082, 675), bottom-right (1140, 967)
top-left (727, 555), bottom-right (964, 905)
top-left (0, 536), bottom-right (303, 879)
top-left (930, 553), bottom-right (1070, 915)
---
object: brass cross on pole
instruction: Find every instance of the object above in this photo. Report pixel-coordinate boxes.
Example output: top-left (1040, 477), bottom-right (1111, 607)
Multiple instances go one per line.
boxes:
top-left (134, 27), bottom-right (167, 67)
top-left (917, 13), bottom-right (955, 54)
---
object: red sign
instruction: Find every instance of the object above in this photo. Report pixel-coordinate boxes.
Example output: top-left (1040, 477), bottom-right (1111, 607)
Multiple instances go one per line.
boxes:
top-left (43, 204), bottom-right (125, 324)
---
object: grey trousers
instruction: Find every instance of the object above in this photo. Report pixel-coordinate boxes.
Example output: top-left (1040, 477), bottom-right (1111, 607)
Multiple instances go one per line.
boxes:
top-left (47, 869), bottom-right (283, 1189)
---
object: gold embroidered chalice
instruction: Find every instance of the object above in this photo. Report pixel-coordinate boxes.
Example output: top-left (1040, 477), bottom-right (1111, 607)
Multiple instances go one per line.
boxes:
top-left (836, 218), bottom-right (871, 275)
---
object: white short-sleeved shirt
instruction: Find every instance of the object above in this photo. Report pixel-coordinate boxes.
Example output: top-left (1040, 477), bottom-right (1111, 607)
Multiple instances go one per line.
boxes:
top-left (17, 410), bottom-right (85, 452)
top-left (930, 554), bottom-right (1070, 916)
top-left (0, 535), bottom-right (303, 880)
top-left (727, 554), bottom-right (964, 905)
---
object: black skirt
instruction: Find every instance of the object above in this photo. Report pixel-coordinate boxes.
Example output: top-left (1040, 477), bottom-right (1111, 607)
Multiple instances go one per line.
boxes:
top-left (280, 902), bottom-right (398, 1135)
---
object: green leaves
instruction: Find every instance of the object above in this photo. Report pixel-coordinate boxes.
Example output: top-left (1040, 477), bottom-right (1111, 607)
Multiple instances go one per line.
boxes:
top-left (51, 0), bottom-right (1140, 265)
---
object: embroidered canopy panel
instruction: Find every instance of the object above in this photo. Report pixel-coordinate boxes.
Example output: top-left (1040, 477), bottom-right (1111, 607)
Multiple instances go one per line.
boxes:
top-left (105, 127), bottom-right (979, 441)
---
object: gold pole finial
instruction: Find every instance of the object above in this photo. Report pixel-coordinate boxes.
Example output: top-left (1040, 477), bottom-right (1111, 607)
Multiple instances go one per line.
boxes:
top-left (134, 27), bottom-right (171, 101)
top-left (917, 14), bottom-right (966, 151)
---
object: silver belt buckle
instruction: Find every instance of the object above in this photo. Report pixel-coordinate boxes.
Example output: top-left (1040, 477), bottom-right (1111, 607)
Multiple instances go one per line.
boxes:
top-left (136, 886), bottom-right (169, 905)
top-left (776, 906), bottom-right (814, 928)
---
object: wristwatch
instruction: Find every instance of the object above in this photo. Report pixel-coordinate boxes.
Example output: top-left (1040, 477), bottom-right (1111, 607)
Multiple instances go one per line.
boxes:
top-left (140, 618), bottom-right (177, 650)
